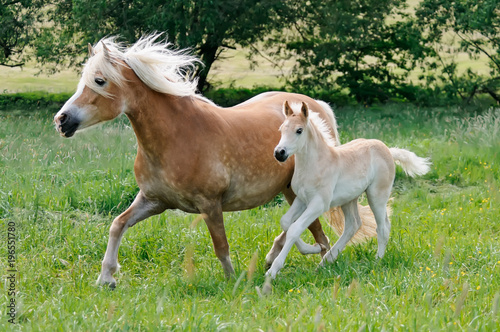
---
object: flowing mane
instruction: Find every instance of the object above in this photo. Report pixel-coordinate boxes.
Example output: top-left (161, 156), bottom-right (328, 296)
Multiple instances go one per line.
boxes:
top-left (288, 102), bottom-right (337, 147)
top-left (83, 34), bottom-right (202, 99)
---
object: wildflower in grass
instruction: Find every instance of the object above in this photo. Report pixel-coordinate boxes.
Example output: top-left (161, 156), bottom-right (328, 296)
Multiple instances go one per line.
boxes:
top-left (426, 267), bottom-right (431, 271)
top-left (289, 289), bottom-right (293, 293)
top-left (477, 286), bottom-right (481, 290)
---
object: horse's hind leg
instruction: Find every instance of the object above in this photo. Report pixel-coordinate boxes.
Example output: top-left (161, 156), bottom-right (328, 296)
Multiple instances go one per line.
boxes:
top-left (320, 198), bottom-right (361, 266)
top-left (366, 187), bottom-right (391, 259)
top-left (199, 201), bottom-right (235, 279)
top-left (97, 191), bottom-right (166, 288)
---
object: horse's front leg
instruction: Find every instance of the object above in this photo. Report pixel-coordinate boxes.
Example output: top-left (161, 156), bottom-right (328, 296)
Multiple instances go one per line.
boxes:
top-left (200, 201), bottom-right (235, 279)
top-left (97, 191), bottom-right (166, 288)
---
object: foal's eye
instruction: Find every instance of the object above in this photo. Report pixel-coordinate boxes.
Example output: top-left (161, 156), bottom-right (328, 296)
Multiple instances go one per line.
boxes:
top-left (296, 128), bottom-right (303, 134)
top-left (94, 78), bottom-right (106, 86)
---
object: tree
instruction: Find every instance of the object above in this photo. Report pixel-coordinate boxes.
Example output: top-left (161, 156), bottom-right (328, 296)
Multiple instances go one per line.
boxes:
top-left (35, 0), bottom-right (286, 91)
top-left (415, 0), bottom-right (500, 103)
top-left (0, 0), bottom-right (48, 68)
top-left (255, 0), bottom-right (432, 104)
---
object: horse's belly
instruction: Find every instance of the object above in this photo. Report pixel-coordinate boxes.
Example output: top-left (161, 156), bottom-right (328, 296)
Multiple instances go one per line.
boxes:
top-left (221, 171), bottom-right (291, 211)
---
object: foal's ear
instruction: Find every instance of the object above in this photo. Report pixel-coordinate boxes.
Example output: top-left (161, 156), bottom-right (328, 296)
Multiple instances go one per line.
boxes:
top-left (283, 101), bottom-right (293, 116)
top-left (88, 43), bottom-right (95, 57)
top-left (301, 102), bottom-right (309, 118)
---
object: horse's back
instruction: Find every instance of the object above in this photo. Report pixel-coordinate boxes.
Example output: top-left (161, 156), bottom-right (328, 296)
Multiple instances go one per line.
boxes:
top-left (229, 91), bottom-right (338, 139)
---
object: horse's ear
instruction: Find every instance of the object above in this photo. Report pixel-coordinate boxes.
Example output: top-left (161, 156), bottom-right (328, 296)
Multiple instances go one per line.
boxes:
top-left (301, 102), bottom-right (308, 118)
top-left (283, 101), bottom-right (292, 116)
top-left (88, 43), bottom-right (95, 57)
top-left (101, 42), bottom-right (111, 61)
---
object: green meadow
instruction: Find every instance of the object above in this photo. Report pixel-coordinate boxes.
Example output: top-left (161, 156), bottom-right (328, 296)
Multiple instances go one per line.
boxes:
top-left (0, 102), bottom-right (498, 330)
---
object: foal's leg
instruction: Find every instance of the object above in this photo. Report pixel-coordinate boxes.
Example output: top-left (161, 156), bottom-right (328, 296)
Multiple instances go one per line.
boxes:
top-left (266, 197), bottom-right (326, 279)
top-left (366, 187), bottom-right (391, 259)
top-left (265, 189), bottom-right (330, 266)
top-left (320, 198), bottom-right (362, 266)
top-left (199, 201), bottom-right (235, 279)
top-left (265, 198), bottom-right (306, 268)
top-left (97, 191), bottom-right (166, 288)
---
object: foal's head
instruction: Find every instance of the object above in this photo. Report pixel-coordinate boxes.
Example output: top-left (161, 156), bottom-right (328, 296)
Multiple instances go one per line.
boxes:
top-left (274, 101), bottom-right (310, 162)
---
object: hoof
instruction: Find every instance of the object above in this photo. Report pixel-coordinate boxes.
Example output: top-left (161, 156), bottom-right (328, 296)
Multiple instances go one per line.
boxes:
top-left (97, 274), bottom-right (117, 289)
top-left (265, 269), bottom-right (277, 280)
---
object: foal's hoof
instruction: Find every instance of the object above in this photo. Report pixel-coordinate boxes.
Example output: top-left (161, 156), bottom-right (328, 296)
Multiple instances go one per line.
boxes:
top-left (97, 274), bottom-right (117, 289)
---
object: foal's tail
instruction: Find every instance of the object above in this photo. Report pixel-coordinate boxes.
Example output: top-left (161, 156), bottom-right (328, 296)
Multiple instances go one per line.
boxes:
top-left (389, 148), bottom-right (432, 177)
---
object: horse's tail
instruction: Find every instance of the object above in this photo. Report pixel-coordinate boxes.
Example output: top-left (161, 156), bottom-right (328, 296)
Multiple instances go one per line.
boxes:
top-left (389, 148), bottom-right (432, 177)
top-left (324, 202), bottom-right (393, 244)
top-left (316, 99), bottom-right (380, 244)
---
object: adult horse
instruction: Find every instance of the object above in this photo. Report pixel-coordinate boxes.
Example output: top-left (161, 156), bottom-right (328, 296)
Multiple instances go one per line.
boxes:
top-left (53, 35), bottom-right (376, 287)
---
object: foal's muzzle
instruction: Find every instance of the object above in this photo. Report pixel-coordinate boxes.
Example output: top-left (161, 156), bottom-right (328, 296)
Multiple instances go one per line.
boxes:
top-left (274, 147), bottom-right (289, 162)
top-left (54, 112), bottom-right (79, 138)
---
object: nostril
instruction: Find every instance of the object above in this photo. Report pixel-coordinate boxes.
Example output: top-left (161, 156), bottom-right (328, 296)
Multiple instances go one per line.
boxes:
top-left (279, 149), bottom-right (285, 156)
top-left (58, 113), bottom-right (68, 125)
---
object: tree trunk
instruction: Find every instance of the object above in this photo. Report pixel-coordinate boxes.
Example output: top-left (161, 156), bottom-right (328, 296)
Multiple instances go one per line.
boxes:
top-left (197, 43), bottom-right (220, 93)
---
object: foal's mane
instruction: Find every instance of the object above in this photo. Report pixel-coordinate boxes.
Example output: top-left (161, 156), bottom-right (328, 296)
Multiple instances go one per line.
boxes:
top-left (289, 103), bottom-right (337, 147)
top-left (308, 111), bottom-right (337, 147)
top-left (83, 34), bottom-right (208, 100)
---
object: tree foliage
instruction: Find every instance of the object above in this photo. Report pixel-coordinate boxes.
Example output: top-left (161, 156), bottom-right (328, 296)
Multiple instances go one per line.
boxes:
top-left (257, 0), bottom-right (437, 104)
top-left (34, 0), bottom-right (286, 91)
top-left (2, 0), bottom-right (500, 105)
top-left (0, 0), bottom-right (48, 67)
top-left (415, 0), bottom-right (500, 103)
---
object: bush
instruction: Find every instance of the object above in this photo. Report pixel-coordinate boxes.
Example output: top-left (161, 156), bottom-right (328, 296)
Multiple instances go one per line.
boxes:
top-left (0, 91), bottom-right (72, 110)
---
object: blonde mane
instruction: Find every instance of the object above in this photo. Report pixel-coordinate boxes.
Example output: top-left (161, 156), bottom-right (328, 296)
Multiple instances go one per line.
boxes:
top-left (288, 103), bottom-right (337, 147)
top-left (83, 34), bottom-right (203, 99)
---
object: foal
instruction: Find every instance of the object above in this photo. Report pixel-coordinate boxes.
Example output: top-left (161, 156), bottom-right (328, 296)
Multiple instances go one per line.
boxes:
top-left (267, 101), bottom-right (431, 278)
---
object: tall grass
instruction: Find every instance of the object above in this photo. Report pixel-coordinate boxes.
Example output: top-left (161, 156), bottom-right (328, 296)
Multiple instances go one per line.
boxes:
top-left (0, 105), bottom-right (498, 331)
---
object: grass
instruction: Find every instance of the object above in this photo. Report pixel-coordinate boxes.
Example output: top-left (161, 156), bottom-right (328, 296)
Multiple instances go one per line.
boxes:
top-left (0, 104), bottom-right (499, 331)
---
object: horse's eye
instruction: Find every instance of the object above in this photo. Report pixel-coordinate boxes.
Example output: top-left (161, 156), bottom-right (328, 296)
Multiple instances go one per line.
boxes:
top-left (95, 78), bottom-right (106, 86)
top-left (296, 128), bottom-right (303, 134)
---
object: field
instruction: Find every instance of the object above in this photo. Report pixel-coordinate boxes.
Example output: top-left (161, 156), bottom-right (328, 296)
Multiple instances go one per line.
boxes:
top-left (0, 101), bottom-right (499, 330)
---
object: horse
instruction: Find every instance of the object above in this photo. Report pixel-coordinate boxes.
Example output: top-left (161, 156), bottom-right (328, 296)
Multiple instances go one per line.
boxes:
top-left (53, 34), bottom-right (376, 287)
top-left (266, 101), bottom-right (431, 278)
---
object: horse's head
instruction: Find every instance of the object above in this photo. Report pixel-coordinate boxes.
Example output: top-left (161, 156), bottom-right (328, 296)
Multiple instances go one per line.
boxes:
top-left (54, 41), bottom-right (131, 137)
top-left (274, 101), bottom-right (310, 162)
top-left (54, 34), bottom-right (200, 138)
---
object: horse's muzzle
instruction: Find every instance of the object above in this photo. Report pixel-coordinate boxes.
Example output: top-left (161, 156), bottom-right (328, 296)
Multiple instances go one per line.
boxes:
top-left (274, 148), bottom-right (289, 162)
top-left (54, 112), bottom-right (79, 138)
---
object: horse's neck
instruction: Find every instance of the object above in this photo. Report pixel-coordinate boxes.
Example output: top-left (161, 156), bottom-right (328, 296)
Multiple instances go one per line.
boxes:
top-left (125, 93), bottom-right (216, 156)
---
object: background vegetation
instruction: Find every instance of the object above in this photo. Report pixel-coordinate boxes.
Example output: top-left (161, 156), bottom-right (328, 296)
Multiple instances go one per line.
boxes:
top-left (1, 0), bottom-right (500, 105)
top-left (0, 104), bottom-right (498, 330)
top-left (1, 0), bottom-right (499, 330)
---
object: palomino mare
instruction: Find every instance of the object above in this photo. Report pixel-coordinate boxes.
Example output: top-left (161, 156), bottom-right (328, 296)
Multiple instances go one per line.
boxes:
top-left (267, 101), bottom-right (431, 278)
top-left (53, 35), bottom-right (374, 287)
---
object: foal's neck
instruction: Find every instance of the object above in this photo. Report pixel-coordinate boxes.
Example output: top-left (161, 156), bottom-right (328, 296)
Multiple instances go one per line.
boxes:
top-left (295, 123), bottom-right (336, 171)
